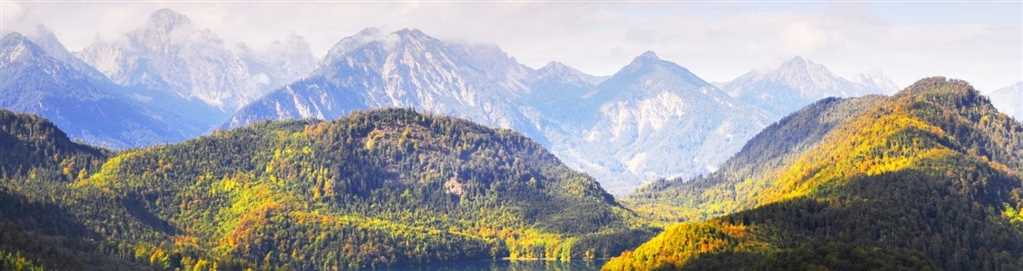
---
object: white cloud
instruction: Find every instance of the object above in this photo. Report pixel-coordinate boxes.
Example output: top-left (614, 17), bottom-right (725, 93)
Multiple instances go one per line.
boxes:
top-left (5, 2), bottom-right (1022, 90)
top-left (782, 21), bottom-right (829, 53)
top-left (0, 0), bottom-right (26, 33)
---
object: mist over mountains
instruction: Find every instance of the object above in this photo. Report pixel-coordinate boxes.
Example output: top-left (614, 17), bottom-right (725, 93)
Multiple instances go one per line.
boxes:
top-left (6, 8), bottom-right (1017, 194)
top-left (989, 81), bottom-right (1023, 120)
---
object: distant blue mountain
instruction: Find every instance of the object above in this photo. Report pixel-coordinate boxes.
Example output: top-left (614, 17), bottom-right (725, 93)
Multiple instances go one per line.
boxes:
top-left (721, 56), bottom-right (892, 119)
top-left (0, 32), bottom-right (192, 148)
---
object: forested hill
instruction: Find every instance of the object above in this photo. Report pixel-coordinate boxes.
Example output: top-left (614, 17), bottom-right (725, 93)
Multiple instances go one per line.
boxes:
top-left (0, 110), bottom-right (107, 177)
top-left (605, 77), bottom-right (1023, 270)
top-left (0, 108), bottom-right (652, 270)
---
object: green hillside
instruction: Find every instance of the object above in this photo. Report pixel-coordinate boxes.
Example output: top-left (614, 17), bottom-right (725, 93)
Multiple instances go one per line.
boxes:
top-left (607, 78), bottom-right (1023, 270)
top-left (0, 110), bottom-right (137, 269)
top-left (0, 108), bottom-right (651, 270)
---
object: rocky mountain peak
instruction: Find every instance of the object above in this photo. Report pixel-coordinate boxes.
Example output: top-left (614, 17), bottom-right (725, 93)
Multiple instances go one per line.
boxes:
top-left (394, 28), bottom-right (430, 40)
top-left (0, 32), bottom-right (46, 65)
top-left (1, 32), bottom-right (30, 46)
top-left (636, 50), bottom-right (660, 61)
top-left (775, 56), bottom-right (832, 79)
top-left (539, 61), bottom-right (571, 72)
top-left (537, 61), bottom-right (586, 78)
top-left (607, 51), bottom-right (708, 91)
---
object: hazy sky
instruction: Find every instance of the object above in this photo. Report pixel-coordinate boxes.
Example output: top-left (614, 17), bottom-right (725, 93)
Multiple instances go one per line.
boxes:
top-left (2, 1), bottom-right (1021, 91)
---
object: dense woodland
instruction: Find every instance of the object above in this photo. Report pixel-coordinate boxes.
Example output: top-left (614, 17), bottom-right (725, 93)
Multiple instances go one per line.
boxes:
top-left (605, 78), bottom-right (1023, 270)
top-left (0, 108), bottom-right (654, 270)
top-left (5, 78), bottom-right (1023, 271)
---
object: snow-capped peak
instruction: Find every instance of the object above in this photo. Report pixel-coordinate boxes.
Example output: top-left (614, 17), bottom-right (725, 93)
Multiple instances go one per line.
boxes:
top-left (2, 24), bottom-right (107, 80)
top-left (779, 55), bottom-right (810, 68)
top-left (0, 32), bottom-right (64, 68)
top-left (323, 27), bottom-right (396, 63)
top-left (636, 50), bottom-right (660, 61)
top-left (77, 8), bottom-right (275, 113)
top-left (2, 32), bottom-right (31, 49)
top-left (394, 28), bottom-right (431, 40)
top-left (20, 25), bottom-right (62, 53)
top-left (319, 27), bottom-right (529, 85)
top-left (537, 61), bottom-right (589, 79)
top-left (623, 51), bottom-right (668, 69)
top-left (774, 56), bottom-right (836, 84)
top-left (530, 61), bottom-right (603, 88)
top-left (0, 32), bottom-right (44, 64)
top-left (538, 61), bottom-right (574, 73)
top-left (608, 50), bottom-right (708, 89)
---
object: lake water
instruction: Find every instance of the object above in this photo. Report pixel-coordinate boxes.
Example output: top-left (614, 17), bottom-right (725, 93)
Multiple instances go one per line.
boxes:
top-left (385, 259), bottom-right (606, 271)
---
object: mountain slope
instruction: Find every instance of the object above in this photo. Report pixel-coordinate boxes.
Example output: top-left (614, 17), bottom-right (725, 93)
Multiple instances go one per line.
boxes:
top-left (0, 108), bottom-right (651, 270)
top-left (607, 77), bottom-right (1023, 270)
top-left (228, 31), bottom-right (771, 193)
top-left (989, 82), bottom-right (1022, 120)
top-left (3, 24), bottom-right (109, 81)
top-left (225, 28), bottom-right (540, 140)
top-left (0, 110), bottom-right (107, 177)
top-left (522, 61), bottom-right (603, 122)
top-left (0, 32), bottom-right (194, 148)
top-left (0, 109), bottom-right (136, 269)
top-left (627, 95), bottom-right (884, 221)
top-left (550, 52), bottom-right (770, 193)
top-left (723, 57), bottom-right (887, 118)
top-left (78, 9), bottom-right (313, 128)
top-left (79, 9), bottom-right (254, 113)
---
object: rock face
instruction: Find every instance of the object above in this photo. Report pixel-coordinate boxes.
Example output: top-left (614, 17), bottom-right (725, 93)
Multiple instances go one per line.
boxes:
top-left (989, 82), bottom-right (1023, 120)
top-left (548, 52), bottom-right (770, 193)
top-left (78, 9), bottom-right (256, 113)
top-left (77, 9), bottom-right (315, 128)
top-left (0, 32), bottom-right (190, 148)
top-left (7, 24), bottom-right (108, 81)
top-left (226, 28), bottom-right (538, 138)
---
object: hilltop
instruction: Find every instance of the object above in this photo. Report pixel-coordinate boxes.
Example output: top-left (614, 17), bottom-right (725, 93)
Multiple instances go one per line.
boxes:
top-left (607, 78), bottom-right (1023, 270)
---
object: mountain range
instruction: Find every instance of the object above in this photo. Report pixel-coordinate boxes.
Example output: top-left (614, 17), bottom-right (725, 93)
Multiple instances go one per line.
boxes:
top-left (2, 9), bottom-right (904, 193)
top-left (220, 26), bottom-right (893, 193)
top-left (4, 77), bottom-right (1022, 270)
top-left (0, 32), bottom-right (193, 148)
top-left (76, 9), bottom-right (314, 129)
